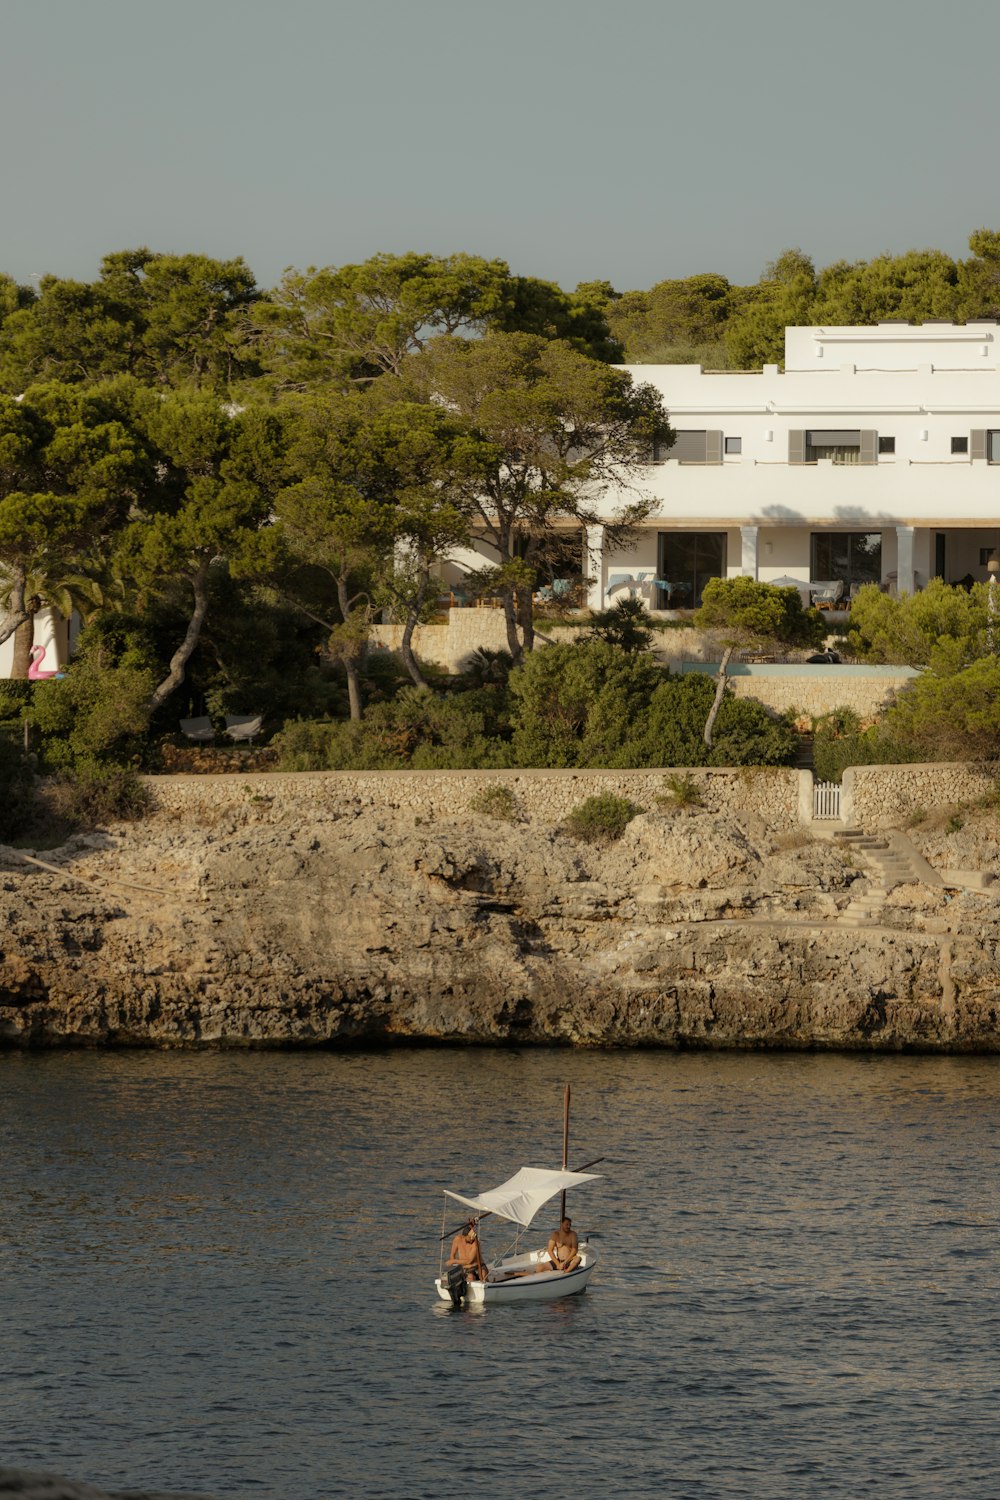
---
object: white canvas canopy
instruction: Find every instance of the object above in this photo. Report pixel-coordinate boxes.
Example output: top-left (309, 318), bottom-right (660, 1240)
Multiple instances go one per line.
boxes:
top-left (444, 1166), bottom-right (601, 1229)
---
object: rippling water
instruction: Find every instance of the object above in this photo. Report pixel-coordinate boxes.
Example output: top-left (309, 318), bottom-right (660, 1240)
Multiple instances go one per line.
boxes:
top-left (1, 1048), bottom-right (998, 1499)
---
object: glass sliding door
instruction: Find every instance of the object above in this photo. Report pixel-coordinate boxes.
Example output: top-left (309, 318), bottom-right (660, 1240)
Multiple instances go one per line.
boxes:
top-left (657, 532), bottom-right (727, 608)
top-left (810, 532), bottom-right (882, 592)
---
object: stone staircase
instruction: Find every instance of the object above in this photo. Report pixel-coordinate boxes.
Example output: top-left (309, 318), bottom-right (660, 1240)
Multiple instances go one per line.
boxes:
top-left (833, 826), bottom-right (943, 925)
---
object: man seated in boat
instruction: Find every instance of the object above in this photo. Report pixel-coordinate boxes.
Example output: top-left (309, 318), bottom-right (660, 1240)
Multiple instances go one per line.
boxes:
top-left (447, 1220), bottom-right (487, 1281)
top-left (546, 1216), bottom-right (581, 1273)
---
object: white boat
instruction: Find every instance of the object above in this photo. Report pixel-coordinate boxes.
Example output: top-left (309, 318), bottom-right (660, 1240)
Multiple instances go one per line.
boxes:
top-left (434, 1165), bottom-right (601, 1307)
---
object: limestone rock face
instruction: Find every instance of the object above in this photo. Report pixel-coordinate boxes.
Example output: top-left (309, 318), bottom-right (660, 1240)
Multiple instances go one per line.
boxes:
top-left (1, 800), bottom-right (998, 1051)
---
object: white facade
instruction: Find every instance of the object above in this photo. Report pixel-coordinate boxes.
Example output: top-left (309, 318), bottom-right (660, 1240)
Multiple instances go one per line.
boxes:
top-left (0, 609), bottom-right (69, 679)
top-left (440, 322), bottom-right (1000, 612)
top-left (579, 320), bottom-right (1000, 610)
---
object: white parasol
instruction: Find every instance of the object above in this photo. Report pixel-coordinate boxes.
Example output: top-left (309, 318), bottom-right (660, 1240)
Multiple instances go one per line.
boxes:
top-left (444, 1166), bottom-right (601, 1229)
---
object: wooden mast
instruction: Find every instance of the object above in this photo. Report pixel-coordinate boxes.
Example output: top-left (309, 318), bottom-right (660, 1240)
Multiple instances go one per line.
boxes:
top-left (560, 1083), bottom-right (570, 1221)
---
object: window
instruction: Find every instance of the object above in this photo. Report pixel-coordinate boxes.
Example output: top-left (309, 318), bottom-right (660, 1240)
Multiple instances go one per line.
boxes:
top-left (989, 431), bottom-right (1000, 463)
top-left (806, 429), bottom-right (861, 464)
top-left (878, 435), bottom-right (895, 455)
top-left (811, 532), bottom-right (882, 589)
top-left (952, 435), bottom-right (969, 454)
top-left (657, 532), bottom-right (727, 608)
top-left (724, 436), bottom-right (742, 455)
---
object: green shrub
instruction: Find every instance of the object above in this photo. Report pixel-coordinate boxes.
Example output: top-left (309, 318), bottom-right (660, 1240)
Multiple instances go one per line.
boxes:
top-left (584, 598), bottom-right (654, 653)
top-left (0, 681), bottom-right (33, 727)
top-left (562, 792), bottom-right (642, 844)
top-left (274, 689), bottom-right (512, 771)
top-left (509, 640), bottom-right (663, 768)
top-left (812, 705), bottom-right (912, 784)
top-left (659, 772), bottom-right (703, 809)
top-left (28, 620), bottom-right (156, 772)
top-left (43, 762), bottom-right (152, 827)
top-left (631, 674), bottom-right (797, 768)
top-left (468, 782), bottom-right (521, 822)
top-left (0, 733), bottom-right (41, 841)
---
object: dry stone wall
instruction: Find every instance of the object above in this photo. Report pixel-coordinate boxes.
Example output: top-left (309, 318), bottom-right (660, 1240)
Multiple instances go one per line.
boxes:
top-left (145, 766), bottom-right (802, 826)
top-left (845, 763), bottom-right (1000, 828)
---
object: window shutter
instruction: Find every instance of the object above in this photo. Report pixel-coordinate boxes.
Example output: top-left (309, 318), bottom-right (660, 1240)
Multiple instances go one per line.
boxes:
top-left (706, 430), bottom-right (723, 465)
top-left (788, 430), bottom-right (805, 464)
top-left (860, 430), bottom-right (877, 465)
top-left (669, 430), bottom-right (708, 462)
top-left (971, 430), bottom-right (987, 461)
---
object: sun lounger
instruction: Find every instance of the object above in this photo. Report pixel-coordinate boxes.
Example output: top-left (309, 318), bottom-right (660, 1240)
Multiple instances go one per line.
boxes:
top-left (179, 716), bottom-right (214, 742)
top-left (224, 714), bottom-right (263, 744)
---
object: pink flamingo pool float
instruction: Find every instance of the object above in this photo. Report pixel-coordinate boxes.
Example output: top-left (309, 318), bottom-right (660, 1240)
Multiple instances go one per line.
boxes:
top-left (27, 645), bottom-right (64, 681)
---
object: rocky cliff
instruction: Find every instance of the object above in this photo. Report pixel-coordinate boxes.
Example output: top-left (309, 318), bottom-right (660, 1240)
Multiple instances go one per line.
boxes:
top-left (2, 792), bottom-right (999, 1051)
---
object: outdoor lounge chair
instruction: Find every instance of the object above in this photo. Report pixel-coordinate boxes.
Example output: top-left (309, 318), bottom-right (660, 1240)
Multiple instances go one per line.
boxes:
top-left (224, 714), bottom-right (263, 744)
top-left (179, 716), bottom-right (214, 742)
top-left (811, 580), bottom-right (845, 609)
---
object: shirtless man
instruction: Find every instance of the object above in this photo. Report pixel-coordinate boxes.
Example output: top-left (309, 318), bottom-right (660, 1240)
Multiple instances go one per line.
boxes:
top-left (447, 1221), bottom-right (487, 1281)
top-left (546, 1216), bottom-right (581, 1273)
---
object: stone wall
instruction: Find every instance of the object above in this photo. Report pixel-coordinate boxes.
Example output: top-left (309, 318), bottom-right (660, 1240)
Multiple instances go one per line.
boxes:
top-left (844, 762), bottom-right (1000, 828)
top-left (369, 613), bottom-right (913, 723)
top-left (370, 613), bottom-right (725, 672)
top-left (370, 608), bottom-right (511, 670)
top-left (145, 765), bottom-right (803, 826)
top-left (717, 665), bottom-right (915, 724)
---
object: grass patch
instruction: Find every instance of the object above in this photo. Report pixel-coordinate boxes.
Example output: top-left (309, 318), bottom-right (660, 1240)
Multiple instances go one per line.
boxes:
top-left (657, 772), bottom-right (703, 809)
top-left (468, 782), bottom-right (521, 823)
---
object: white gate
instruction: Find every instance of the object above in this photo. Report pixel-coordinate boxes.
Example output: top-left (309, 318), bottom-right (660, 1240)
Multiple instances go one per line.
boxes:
top-left (813, 781), bottom-right (841, 820)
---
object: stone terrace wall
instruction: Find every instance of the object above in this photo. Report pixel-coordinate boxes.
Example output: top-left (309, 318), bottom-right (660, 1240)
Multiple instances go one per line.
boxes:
top-left (723, 665), bottom-right (914, 723)
top-left (844, 762), bottom-right (1000, 829)
top-left (145, 766), bottom-right (802, 827)
top-left (369, 613), bottom-right (718, 672)
top-left (369, 615), bottom-right (913, 722)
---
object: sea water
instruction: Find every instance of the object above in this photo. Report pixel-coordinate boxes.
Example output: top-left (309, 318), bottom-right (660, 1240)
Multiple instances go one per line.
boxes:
top-left (1, 1047), bottom-right (997, 1500)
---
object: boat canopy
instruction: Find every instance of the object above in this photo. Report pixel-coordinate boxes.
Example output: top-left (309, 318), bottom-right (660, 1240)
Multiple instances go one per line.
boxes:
top-left (444, 1166), bottom-right (601, 1229)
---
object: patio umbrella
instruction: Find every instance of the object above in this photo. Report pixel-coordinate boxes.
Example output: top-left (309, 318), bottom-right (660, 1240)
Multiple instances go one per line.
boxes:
top-left (767, 574), bottom-right (811, 603)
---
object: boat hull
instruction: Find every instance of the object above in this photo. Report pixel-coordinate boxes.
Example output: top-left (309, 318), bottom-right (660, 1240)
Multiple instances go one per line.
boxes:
top-left (435, 1245), bottom-right (597, 1305)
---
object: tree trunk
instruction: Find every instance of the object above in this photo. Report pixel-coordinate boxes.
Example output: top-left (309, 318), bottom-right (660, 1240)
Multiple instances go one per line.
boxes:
top-left (344, 659), bottom-right (364, 721)
top-left (149, 559), bottom-right (211, 714)
top-left (0, 569), bottom-right (30, 652)
top-left (502, 589), bottom-right (523, 662)
top-left (703, 644), bottom-right (735, 748)
top-left (517, 584), bottom-right (535, 653)
top-left (10, 592), bottom-right (41, 679)
top-left (399, 578), bottom-right (429, 689)
top-left (336, 576), bottom-right (366, 721)
top-left (10, 616), bottom-right (34, 680)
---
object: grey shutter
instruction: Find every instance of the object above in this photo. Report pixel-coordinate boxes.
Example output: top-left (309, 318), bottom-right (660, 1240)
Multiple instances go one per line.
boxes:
top-left (788, 429), bottom-right (805, 464)
top-left (706, 430), bottom-right (723, 465)
top-left (971, 429), bottom-right (987, 461)
top-left (670, 430), bottom-right (708, 462)
top-left (860, 430), bottom-right (877, 465)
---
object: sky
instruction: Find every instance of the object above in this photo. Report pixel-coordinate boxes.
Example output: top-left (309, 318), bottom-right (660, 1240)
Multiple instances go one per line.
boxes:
top-left (2, 0), bottom-right (998, 295)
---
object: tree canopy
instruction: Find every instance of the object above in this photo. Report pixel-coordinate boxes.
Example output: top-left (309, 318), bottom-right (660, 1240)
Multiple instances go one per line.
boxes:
top-left (394, 330), bottom-right (669, 659)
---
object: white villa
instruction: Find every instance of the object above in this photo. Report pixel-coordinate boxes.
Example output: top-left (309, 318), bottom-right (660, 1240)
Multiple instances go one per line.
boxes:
top-left (450, 320), bottom-right (1000, 611)
top-left (7, 319), bottom-right (1000, 678)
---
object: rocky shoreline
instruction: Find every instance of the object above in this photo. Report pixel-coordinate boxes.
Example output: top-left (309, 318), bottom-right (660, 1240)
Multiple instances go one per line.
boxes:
top-left (2, 788), bottom-right (999, 1052)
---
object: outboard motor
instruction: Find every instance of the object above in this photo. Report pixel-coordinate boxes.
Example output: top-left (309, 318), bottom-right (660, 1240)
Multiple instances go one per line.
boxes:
top-left (446, 1263), bottom-right (468, 1307)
